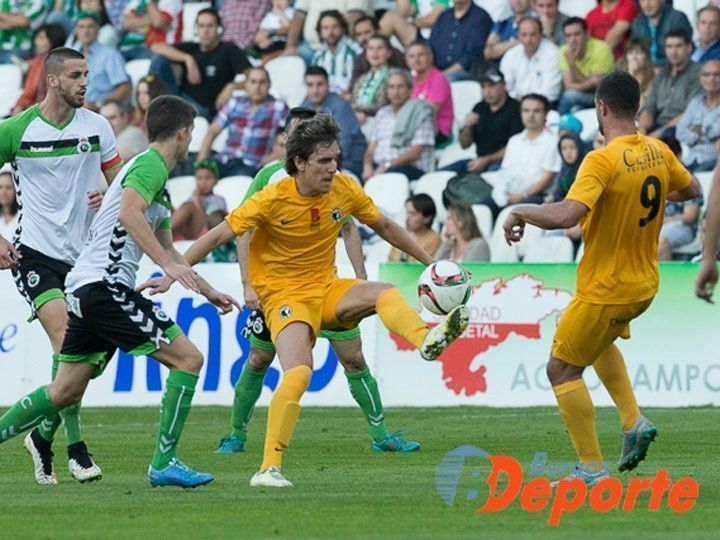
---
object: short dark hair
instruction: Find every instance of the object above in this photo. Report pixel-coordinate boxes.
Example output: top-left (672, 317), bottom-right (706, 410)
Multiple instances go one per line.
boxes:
top-left (353, 14), bottom-right (378, 31)
top-left (521, 93), bottom-right (550, 113)
top-left (44, 47), bottom-right (84, 78)
top-left (563, 16), bottom-right (587, 33)
top-left (698, 4), bottom-right (720, 20)
top-left (196, 7), bottom-right (221, 26)
top-left (285, 114), bottom-right (340, 175)
top-left (595, 71), bottom-right (640, 119)
top-left (35, 23), bottom-right (67, 50)
top-left (518, 15), bottom-right (542, 35)
top-left (316, 9), bottom-right (348, 38)
top-left (285, 107), bottom-right (316, 133)
top-left (406, 40), bottom-right (431, 52)
top-left (305, 65), bottom-right (329, 81)
top-left (665, 28), bottom-right (692, 44)
top-left (367, 33), bottom-right (391, 49)
top-left (407, 193), bottom-right (436, 226)
top-left (146, 95), bottom-right (196, 143)
top-left (100, 99), bottom-right (128, 115)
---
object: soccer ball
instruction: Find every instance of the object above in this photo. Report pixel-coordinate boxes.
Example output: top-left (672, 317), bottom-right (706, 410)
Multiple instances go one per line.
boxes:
top-left (417, 260), bottom-right (472, 316)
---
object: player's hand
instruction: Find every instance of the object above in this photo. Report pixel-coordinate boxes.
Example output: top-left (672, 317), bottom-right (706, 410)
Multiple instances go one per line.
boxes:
top-left (503, 211), bottom-right (525, 245)
top-left (163, 262), bottom-right (200, 293)
top-left (87, 190), bottom-right (103, 211)
top-left (695, 260), bottom-right (718, 303)
top-left (136, 274), bottom-right (174, 295)
top-left (205, 288), bottom-right (242, 314)
top-left (243, 283), bottom-right (261, 311)
top-left (0, 236), bottom-right (20, 269)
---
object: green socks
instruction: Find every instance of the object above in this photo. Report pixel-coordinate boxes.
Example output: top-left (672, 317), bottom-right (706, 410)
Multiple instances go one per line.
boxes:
top-left (37, 355), bottom-right (83, 445)
top-left (0, 386), bottom-right (60, 443)
top-left (346, 367), bottom-right (387, 442)
top-left (230, 363), bottom-right (267, 440)
top-left (151, 370), bottom-right (198, 470)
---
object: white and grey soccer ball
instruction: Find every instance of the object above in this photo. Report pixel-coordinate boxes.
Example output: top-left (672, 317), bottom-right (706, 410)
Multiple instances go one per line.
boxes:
top-left (417, 260), bottom-right (471, 316)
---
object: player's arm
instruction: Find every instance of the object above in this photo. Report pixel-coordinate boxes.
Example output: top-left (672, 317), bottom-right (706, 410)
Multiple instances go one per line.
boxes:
top-left (667, 176), bottom-right (701, 202)
top-left (503, 200), bottom-right (589, 245)
top-left (368, 214), bottom-right (433, 265)
top-left (697, 167), bottom-right (720, 301)
top-left (119, 187), bottom-right (200, 291)
top-left (284, 9), bottom-right (306, 53)
top-left (155, 226), bottom-right (239, 312)
top-left (341, 220), bottom-right (367, 280)
top-left (236, 229), bottom-right (261, 309)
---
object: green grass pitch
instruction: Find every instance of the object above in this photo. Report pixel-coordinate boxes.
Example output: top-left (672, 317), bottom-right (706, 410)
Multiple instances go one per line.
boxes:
top-left (0, 406), bottom-right (716, 539)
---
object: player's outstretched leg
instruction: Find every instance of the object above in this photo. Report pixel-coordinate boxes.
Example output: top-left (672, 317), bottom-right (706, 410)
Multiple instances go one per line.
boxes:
top-left (147, 335), bottom-right (213, 488)
top-left (373, 286), bottom-right (469, 361)
top-left (331, 334), bottom-right (420, 452)
top-left (548, 357), bottom-right (609, 486)
top-left (216, 343), bottom-right (273, 454)
top-left (593, 344), bottom-right (657, 471)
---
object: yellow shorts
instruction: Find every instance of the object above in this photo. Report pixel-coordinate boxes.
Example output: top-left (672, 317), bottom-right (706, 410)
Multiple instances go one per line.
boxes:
top-left (263, 278), bottom-right (363, 343)
top-left (551, 296), bottom-right (653, 367)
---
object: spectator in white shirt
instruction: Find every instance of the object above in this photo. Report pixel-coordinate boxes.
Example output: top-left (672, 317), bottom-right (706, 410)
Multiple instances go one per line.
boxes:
top-left (498, 92), bottom-right (561, 206)
top-left (500, 16), bottom-right (561, 103)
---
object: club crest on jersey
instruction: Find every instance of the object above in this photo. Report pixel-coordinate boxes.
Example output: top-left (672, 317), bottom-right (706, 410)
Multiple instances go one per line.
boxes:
top-left (331, 208), bottom-right (343, 223)
top-left (77, 137), bottom-right (92, 154)
top-left (279, 305), bottom-right (292, 318)
top-left (153, 305), bottom-right (169, 322)
top-left (26, 271), bottom-right (40, 288)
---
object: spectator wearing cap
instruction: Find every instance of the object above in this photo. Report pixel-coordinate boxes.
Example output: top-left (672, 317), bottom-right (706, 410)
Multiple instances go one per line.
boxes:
top-left (428, 0), bottom-right (493, 82)
top-left (405, 40), bottom-right (454, 145)
top-left (533, 0), bottom-right (568, 45)
top-left (557, 17), bottom-right (614, 114)
top-left (74, 10), bottom-right (131, 111)
top-left (500, 16), bottom-right (561, 105)
top-left (692, 5), bottom-right (720, 64)
top-left (362, 69), bottom-right (435, 181)
top-left (555, 113), bottom-right (583, 138)
top-left (631, 0), bottom-right (693, 66)
top-left (310, 10), bottom-right (363, 96)
top-left (172, 159), bottom-right (228, 241)
top-left (301, 66), bottom-right (366, 178)
top-left (484, 0), bottom-right (535, 62)
top-left (441, 67), bottom-right (523, 175)
top-left (197, 66), bottom-right (289, 178)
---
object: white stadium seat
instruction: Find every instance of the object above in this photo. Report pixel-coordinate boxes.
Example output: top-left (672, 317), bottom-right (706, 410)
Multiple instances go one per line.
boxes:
top-left (523, 236), bottom-right (574, 263)
top-left (412, 170), bottom-right (455, 229)
top-left (214, 175), bottom-right (253, 211)
top-left (471, 204), bottom-right (494, 241)
top-left (450, 80), bottom-right (481, 134)
top-left (364, 239), bottom-right (392, 263)
top-left (364, 173), bottom-right (410, 222)
top-left (573, 107), bottom-right (599, 141)
top-left (265, 56), bottom-right (307, 108)
top-left (212, 127), bottom-right (229, 152)
top-left (166, 175), bottom-right (196, 207)
top-left (189, 116), bottom-right (209, 153)
top-left (0, 64), bottom-right (23, 118)
top-left (436, 141), bottom-right (476, 169)
top-left (125, 59), bottom-right (151, 105)
top-left (559, 0), bottom-right (595, 17)
top-left (696, 170), bottom-right (714, 214)
top-left (182, 1), bottom-right (211, 42)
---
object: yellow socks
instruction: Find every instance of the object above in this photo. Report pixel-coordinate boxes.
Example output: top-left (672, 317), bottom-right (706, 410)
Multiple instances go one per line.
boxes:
top-left (594, 344), bottom-right (640, 430)
top-left (260, 365), bottom-right (312, 471)
top-left (376, 288), bottom-right (428, 349)
top-left (552, 379), bottom-right (603, 466)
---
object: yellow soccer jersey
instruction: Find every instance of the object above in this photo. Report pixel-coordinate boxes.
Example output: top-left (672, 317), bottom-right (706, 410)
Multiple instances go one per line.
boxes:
top-left (566, 133), bottom-right (692, 304)
top-left (225, 173), bottom-right (380, 300)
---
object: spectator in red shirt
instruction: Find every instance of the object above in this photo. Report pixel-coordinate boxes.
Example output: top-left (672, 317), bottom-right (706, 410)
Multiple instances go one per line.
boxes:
top-left (586, 0), bottom-right (640, 59)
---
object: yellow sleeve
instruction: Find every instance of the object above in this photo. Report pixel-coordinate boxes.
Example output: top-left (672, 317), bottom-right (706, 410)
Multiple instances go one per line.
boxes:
top-left (663, 144), bottom-right (693, 193)
top-left (343, 175), bottom-right (380, 225)
top-left (225, 190), bottom-right (268, 236)
top-left (566, 151), bottom-right (611, 210)
top-left (558, 45), bottom-right (569, 71)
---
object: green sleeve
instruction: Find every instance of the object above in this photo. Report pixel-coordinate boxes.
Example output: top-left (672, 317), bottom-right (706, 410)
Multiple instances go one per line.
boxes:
top-left (241, 163), bottom-right (280, 204)
top-left (159, 217), bottom-right (172, 229)
top-left (0, 108), bottom-right (37, 165)
top-left (122, 160), bottom-right (167, 206)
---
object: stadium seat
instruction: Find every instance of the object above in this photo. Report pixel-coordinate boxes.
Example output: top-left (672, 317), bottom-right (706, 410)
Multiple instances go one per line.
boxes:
top-left (471, 204), bottom-right (494, 241)
top-left (182, 1), bottom-right (211, 42)
top-left (173, 239), bottom-right (195, 254)
top-left (490, 205), bottom-right (543, 262)
top-left (211, 127), bottom-right (228, 152)
top-left (189, 116), bottom-right (209, 154)
top-left (696, 170), bottom-right (714, 214)
top-left (559, 0), bottom-right (595, 17)
top-left (450, 80), bottom-right (481, 134)
top-left (523, 236), bottom-right (574, 263)
top-left (674, 0), bottom-right (698, 38)
top-left (0, 64), bottom-right (23, 118)
top-left (265, 56), bottom-right (307, 108)
top-left (214, 175), bottom-right (253, 211)
top-left (364, 173), bottom-right (410, 222)
top-left (125, 59), bottom-right (151, 102)
top-left (412, 170), bottom-right (455, 228)
top-left (436, 141), bottom-right (476, 169)
top-left (573, 108), bottom-right (599, 141)
top-left (546, 109), bottom-right (560, 135)
top-left (673, 169), bottom-right (712, 257)
top-left (364, 239), bottom-right (392, 263)
top-left (166, 175), bottom-right (196, 207)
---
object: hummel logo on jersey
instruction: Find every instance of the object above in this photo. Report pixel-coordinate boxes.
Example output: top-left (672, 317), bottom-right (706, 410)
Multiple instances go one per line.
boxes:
top-left (29, 145), bottom-right (53, 153)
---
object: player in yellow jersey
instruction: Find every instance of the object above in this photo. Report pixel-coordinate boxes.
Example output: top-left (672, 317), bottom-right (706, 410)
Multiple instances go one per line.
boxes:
top-left (503, 71), bottom-right (701, 485)
top-left (141, 113), bottom-right (470, 488)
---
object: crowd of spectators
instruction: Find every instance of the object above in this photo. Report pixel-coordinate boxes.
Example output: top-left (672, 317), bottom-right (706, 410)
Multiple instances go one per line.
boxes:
top-left (2, 0), bottom-right (719, 261)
